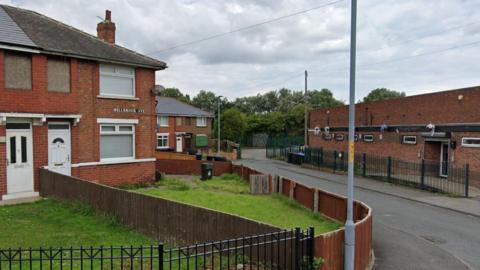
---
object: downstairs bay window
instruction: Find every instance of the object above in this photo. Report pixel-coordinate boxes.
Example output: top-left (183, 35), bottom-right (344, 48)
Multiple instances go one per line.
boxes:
top-left (100, 124), bottom-right (135, 161)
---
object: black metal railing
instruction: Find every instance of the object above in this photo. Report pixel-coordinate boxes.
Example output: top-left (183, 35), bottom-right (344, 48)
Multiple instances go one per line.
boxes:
top-left (0, 228), bottom-right (315, 270)
top-left (267, 145), bottom-right (471, 197)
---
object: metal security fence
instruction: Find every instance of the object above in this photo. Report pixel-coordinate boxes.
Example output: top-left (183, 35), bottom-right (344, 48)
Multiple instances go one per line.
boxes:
top-left (0, 228), bottom-right (315, 270)
top-left (267, 145), bottom-right (471, 197)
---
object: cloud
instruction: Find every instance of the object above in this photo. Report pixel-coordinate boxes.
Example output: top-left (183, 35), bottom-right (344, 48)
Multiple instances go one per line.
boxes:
top-left (3, 0), bottom-right (480, 101)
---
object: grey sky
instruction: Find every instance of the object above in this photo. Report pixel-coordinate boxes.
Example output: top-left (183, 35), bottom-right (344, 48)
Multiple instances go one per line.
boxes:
top-left (3, 0), bottom-right (480, 101)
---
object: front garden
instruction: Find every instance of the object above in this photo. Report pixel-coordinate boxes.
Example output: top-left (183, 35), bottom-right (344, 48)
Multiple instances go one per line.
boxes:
top-left (0, 199), bottom-right (155, 248)
top-left (130, 174), bottom-right (341, 235)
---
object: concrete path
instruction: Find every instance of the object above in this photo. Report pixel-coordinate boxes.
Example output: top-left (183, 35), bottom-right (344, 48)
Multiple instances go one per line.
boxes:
top-left (238, 148), bottom-right (480, 270)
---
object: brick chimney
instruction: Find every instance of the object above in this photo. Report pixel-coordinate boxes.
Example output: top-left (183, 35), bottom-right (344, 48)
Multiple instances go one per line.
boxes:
top-left (97, 10), bottom-right (116, 43)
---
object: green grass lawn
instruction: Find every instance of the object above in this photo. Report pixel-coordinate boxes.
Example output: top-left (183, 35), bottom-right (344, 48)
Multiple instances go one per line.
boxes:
top-left (136, 174), bottom-right (341, 235)
top-left (0, 199), bottom-right (155, 248)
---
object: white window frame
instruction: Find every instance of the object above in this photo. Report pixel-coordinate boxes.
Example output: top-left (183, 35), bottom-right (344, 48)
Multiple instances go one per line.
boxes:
top-left (196, 117), bottom-right (207, 127)
top-left (99, 123), bottom-right (135, 162)
top-left (461, 137), bottom-right (480, 148)
top-left (156, 133), bottom-right (169, 149)
top-left (157, 115), bottom-right (169, 127)
top-left (402, 135), bottom-right (417, 145)
top-left (99, 64), bottom-right (135, 98)
top-left (363, 134), bottom-right (374, 142)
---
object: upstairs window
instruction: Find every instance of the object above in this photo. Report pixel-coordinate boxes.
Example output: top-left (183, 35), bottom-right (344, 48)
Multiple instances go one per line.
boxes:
top-left (176, 117), bottom-right (182, 126)
top-left (462, 138), bottom-right (480, 148)
top-left (4, 52), bottom-right (32, 90)
top-left (157, 116), bottom-right (169, 127)
top-left (48, 58), bottom-right (70, 92)
top-left (196, 117), bottom-right (207, 127)
top-left (100, 64), bottom-right (135, 97)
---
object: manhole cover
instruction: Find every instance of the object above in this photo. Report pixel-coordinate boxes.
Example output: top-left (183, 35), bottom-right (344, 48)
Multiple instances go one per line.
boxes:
top-left (420, 235), bottom-right (446, 244)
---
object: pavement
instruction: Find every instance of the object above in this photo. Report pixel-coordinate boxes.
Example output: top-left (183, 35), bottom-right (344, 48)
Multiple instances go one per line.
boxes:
top-left (238, 148), bottom-right (480, 270)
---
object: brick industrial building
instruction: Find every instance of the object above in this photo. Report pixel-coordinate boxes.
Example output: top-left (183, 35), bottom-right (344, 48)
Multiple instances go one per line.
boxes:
top-left (308, 86), bottom-right (480, 183)
top-left (156, 97), bottom-right (214, 153)
top-left (0, 6), bottom-right (166, 200)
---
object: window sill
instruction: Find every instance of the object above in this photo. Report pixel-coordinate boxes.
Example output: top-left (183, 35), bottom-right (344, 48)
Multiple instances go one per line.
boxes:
top-left (97, 95), bottom-right (139, 101)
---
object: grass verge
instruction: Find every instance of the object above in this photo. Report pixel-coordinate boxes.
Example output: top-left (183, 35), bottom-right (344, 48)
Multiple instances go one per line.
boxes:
top-left (136, 174), bottom-right (341, 235)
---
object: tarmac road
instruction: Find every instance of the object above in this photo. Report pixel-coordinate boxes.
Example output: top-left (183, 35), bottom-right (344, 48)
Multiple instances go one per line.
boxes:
top-left (238, 149), bottom-right (480, 270)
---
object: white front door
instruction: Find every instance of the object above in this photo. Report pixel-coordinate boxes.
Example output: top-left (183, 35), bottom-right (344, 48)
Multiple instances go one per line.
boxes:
top-left (176, 136), bottom-right (183, 152)
top-left (48, 123), bottom-right (71, 175)
top-left (6, 123), bottom-right (34, 195)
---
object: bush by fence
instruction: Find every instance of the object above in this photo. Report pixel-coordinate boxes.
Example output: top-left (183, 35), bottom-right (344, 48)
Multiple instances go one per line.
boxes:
top-left (267, 145), bottom-right (471, 197)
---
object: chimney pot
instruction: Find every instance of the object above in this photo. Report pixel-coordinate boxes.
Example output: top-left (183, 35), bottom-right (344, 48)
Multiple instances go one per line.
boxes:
top-left (105, 10), bottom-right (111, 21)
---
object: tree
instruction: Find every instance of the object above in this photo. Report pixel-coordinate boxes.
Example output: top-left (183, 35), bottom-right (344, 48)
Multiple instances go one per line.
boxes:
top-left (215, 108), bottom-right (246, 142)
top-left (159, 87), bottom-right (190, 103)
top-left (362, 88), bottom-right (405, 103)
top-left (284, 104), bottom-right (306, 136)
top-left (192, 90), bottom-right (223, 113)
top-left (307, 89), bottom-right (344, 108)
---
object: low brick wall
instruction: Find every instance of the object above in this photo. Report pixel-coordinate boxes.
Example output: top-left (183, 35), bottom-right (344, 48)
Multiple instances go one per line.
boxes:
top-left (156, 159), bottom-right (232, 176)
top-left (232, 164), bottom-right (373, 270)
top-left (72, 161), bottom-right (156, 186)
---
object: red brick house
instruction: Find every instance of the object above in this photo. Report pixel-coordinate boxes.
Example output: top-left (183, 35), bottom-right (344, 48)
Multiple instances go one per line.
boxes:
top-left (308, 86), bottom-right (480, 180)
top-left (156, 97), bottom-right (214, 153)
top-left (0, 5), bottom-right (166, 200)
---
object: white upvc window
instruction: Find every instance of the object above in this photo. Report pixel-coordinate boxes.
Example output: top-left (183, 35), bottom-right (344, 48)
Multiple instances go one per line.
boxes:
top-left (402, 135), bottom-right (417, 145)
top-left (196, 117), bottom-right (207, 127)
top-left (157, 133), bottom-right (169, 149)
top-left (462, 137), bottom-right (480, 148)
top-left (157, 115), bottom-right (169, 127)
top-left (99, 64), bottom-right (135, 97)
top-left (100, 124), bottom-right (135, 161)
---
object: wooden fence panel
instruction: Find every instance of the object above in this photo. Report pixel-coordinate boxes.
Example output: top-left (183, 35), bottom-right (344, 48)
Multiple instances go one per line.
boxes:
top-left (40, 169), bottom-right (279, 246)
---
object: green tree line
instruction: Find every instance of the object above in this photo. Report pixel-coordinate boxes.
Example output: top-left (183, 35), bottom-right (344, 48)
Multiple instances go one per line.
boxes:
top-left (159, 87), bottom-right (403, 142)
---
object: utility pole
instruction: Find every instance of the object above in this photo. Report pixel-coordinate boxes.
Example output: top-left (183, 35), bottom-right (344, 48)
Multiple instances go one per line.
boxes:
top-left (304, 70), bottom-right (308, 147)
top-left (217, 96), bottom-right (223, 155)
top-left (345, 0), bottom-right (357, 270)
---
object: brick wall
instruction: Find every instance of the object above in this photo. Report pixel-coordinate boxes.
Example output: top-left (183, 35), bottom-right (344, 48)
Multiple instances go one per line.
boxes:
top-left (72, 161), bottom-right (155, 186)
top-left (310, 86), bottom-right (480, 128)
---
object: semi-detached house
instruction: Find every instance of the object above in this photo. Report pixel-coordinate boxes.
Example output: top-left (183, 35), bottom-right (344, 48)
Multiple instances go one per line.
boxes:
top-left (0, 6), bottom-right (167, 201)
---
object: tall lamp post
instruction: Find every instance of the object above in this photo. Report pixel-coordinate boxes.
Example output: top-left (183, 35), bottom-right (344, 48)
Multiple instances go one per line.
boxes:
top-left (217, 96), bottom-right (223, 155)
top-left (345, 0), bottom-right (357, 269)
top-left (304, 70), bottom-right (308, 146)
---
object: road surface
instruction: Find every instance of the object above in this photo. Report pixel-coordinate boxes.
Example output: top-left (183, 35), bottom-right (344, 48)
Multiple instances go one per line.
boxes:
top-left (238, 149), bottom-right (480, 270)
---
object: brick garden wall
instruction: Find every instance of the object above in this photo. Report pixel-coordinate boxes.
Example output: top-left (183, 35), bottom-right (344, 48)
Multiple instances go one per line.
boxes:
top-left (72, 161), bottom-right (156, 186)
